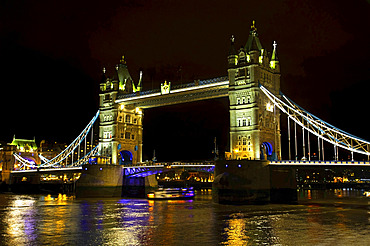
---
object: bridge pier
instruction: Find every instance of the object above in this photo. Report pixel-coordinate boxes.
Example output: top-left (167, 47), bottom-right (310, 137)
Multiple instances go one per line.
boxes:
top-left (121, 175), bottom-right (158, 198)
top-left (212, 160), bottom-right (297, 204)
top-left (76, 164), bottom-right (124, 197)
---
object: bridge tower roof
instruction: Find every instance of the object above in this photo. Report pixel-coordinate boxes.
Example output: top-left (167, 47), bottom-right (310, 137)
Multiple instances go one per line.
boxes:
top-left (244, 20), bottom-right (263, 52)
top-left (116, 55), bottom-right (133, 92)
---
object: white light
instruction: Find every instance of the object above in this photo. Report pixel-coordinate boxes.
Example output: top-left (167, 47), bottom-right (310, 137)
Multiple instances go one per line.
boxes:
top-left (266, 102), bottom-right (274, 112)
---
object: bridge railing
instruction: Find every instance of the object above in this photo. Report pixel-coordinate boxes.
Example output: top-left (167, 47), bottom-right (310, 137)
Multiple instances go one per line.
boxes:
top-left (270, 160), bottom-right (370, 165)
top-left (123, 161), bottom-right (215, 168)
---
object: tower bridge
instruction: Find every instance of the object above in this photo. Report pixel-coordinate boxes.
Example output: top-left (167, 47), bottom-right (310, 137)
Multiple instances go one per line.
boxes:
top-left (99, 22), bottom-right (281, 165)
top-left (6, 21), bottom-right (370, 202)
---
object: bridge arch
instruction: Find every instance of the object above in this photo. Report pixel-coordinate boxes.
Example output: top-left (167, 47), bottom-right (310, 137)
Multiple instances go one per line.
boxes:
top-left (119, 150), bottom-right (133, 164)
top-left (260, 142), bottom-right (274, 160)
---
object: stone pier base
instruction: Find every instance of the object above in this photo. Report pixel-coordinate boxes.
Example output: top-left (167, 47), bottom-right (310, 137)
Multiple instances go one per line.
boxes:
top-left (76, 165), bottom-right (124, 198)
top-left (212, 160), bottom-right (297, 204)
top-left (122, 175), bottom-right (158, 198)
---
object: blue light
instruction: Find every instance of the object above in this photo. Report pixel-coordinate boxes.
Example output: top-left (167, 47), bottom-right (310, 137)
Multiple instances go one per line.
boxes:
top-left (225, 164), bottom-right (228, 167)
top-left (238, 164), bottom-right (241, 168)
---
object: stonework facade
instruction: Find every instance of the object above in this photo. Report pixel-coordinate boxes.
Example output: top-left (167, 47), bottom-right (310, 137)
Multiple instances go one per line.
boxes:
top-left (227, 23), bottom-right (281, 160)
top-left (99, 23), bottom-right (281, 164)
top-left (99, 58), bottom-right (143, 165)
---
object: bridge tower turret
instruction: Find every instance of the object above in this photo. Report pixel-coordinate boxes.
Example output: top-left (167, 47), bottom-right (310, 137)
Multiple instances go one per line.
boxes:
top-left (227, 21), bottom-right (281, 161)
top-left (99, 56), bottom-right (143, 165)
top-left (99, 67), bottom-right (120, 164)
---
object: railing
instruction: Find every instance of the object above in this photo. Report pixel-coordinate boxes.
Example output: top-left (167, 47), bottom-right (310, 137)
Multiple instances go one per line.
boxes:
top-left (270, 160), bottom-right (370, 165)
top-left (123, 161), bottom-right (215, 168)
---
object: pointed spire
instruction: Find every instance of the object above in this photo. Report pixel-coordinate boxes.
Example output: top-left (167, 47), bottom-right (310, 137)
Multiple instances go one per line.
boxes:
top-left (245, 20), bottom-right (263, 52)
top-left (271, 41), bottom-right (278, 61)
top-left (137, 71), bottom-right (143, 91)
top-left (228, 35), bottom-right (238, 67)
top-left (270, 41), bottom-right (280, 70)
top-left (251, 20), bottom-right (257, 33)
top-left (101, 67), bottom-right (107, 83)
top-left (229, 35), bottom-right (237, 56)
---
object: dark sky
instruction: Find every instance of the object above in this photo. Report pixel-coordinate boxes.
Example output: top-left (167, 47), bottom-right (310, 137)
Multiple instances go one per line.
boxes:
top-left (1, 0), bottom-right (369, 161)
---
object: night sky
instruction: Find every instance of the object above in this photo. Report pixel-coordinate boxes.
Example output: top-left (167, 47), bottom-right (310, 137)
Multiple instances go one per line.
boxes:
top-left (1, 0), bottom-right (369, 161)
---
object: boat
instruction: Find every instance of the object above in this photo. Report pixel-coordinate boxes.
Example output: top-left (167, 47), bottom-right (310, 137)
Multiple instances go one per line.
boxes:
top-left (147, 187), bottom-right (195, 200)
top-left (363, 190), bottom-right (370, 197)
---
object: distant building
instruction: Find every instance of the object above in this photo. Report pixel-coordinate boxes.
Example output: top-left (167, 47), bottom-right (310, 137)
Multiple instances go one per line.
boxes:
top-left (0, 136), bottom-right (66, 184)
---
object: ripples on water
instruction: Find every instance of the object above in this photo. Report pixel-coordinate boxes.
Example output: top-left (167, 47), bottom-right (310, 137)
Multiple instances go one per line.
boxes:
top-left (0, 189), bottom-right (369, 245)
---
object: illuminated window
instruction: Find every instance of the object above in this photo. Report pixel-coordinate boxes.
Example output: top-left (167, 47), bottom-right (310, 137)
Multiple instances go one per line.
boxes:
top-left (242, 138), bottom-right (247, 145)
top-left (242, 118), bottom-right (247, 126)
top-left (125, 115), bottom-right (131, 123)
top-left (247, 117), bottom-right (252, 126)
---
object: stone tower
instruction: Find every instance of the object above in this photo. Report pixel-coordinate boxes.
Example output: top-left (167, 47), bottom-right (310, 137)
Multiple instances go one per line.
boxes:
top-left (227, 21), bottom-right (281, 160)
top-left (99, 57), bottom-right (143, 164)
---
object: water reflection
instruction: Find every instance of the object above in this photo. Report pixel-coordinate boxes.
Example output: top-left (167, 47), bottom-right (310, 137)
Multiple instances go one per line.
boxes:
top-left (0, 189), bottom-right (370, 245)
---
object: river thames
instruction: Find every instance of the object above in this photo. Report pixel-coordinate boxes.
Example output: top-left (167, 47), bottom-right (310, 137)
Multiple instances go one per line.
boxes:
top-left (0, 189), bottom-right (369, 245)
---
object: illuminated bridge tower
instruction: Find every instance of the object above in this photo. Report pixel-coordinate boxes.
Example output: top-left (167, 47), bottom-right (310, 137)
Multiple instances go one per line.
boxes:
top-left (227, 22), bottom-right (281, 160)
top-left (99, 56), bottom-right (143, 164)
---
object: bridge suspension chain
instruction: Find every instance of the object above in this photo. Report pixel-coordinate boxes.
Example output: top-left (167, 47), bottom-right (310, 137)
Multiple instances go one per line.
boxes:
top-left (259, 85), bottom-right (370, 157)
top-left (14, 110), bottom-right (100, 169)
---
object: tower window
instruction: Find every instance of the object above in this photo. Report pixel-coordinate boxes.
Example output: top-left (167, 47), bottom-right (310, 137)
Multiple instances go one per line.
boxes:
top-left (125, 115), bottom-right (131, 123)
top-left (236, 98), bottom-right (240, 105)
top-left (242, 138), bottom-right (247, 145)
top-left (242, 97), bottom-right (246, 104)
top-left (237, 118), bottom-right (241, 127)
top-left (242, 118), bottom-right (247, 126)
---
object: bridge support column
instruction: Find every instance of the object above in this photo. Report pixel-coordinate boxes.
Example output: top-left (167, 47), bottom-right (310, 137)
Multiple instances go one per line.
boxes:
top-left (76, 165), bottom-right (124, 197)
top-left (212, 160), bottom-right (297, 204)
top-left (122, 175), bottom-right (158, 198)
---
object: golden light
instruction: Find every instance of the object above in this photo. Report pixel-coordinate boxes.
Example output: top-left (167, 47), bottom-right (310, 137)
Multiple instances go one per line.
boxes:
top-left (135, 107), bottom-right (142, 114)
top-left (266, 102), bottom-right (274, 112)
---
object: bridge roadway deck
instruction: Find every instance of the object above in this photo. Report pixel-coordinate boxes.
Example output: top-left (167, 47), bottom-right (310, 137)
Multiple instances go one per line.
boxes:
top-left (11, 167), bottom-right (83, 174)
top-left (270, 160), bottom-right (370, 167)
top-left (11, 160), bottom-right (370, 176)
top-left (115, 77), bottom-right (229, 108)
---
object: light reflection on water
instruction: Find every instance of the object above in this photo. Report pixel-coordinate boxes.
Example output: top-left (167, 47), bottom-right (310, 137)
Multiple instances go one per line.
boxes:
top-left (0, 189), bottom-right (369, 245)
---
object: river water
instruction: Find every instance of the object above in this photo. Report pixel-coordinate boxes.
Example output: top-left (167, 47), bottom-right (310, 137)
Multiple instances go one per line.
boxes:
top-left (0, 189), bottom-right (369, 246)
